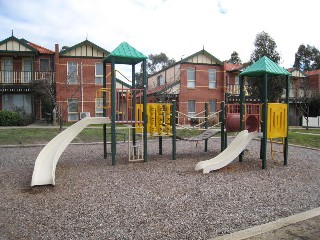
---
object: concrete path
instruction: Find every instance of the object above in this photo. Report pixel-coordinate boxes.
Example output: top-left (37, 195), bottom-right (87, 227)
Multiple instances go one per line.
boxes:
top-left (211, 208), bottom-right (320, 240)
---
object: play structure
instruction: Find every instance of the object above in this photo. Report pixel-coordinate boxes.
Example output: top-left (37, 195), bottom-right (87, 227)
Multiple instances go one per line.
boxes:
top-left (31, 54), bottom-right (291, 186)
top-left (195, 56), bottom-right (291, 173)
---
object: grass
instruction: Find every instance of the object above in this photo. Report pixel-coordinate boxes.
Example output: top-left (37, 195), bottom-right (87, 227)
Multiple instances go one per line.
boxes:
top-left (0, 126), bottom-right (319, 149)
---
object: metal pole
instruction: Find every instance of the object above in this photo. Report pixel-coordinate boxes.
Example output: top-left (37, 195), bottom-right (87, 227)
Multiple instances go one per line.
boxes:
top-left (111, 59), bottom-right (116, 165)
top-left (284, 75), bottom-right (290, 165)
top-left (221, 101), bottom-right (225, 152)
top-left (239, 75), bottom-right (245, 162)
top-left (142, 60), bottom-right (148, 162)
top-left (132, 64), bottom-right (136, 156)
top-left (262, 73), bottom-right (268, 169)
top-left (103, 61), bottom-right (107, 159)
top-left (172, 100), bottom-right (177, 160)
top-left (204, 102), bottom-right (208, 152)
top-left (159, 136), bottom-right (163, 155)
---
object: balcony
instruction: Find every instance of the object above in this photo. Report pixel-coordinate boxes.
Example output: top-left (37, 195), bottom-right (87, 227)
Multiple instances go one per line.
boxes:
top-left (0, 71), bottom-right (55, 92)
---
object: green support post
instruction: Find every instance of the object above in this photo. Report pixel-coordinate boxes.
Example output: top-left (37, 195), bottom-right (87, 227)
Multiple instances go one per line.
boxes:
top-left (159, 136), bottom-right (163, 155)
top-left (262, 73), bottom-right (268, 169)
top-left (239, 75), bottom-right (245, 162)
top-left (111, 59), bottom-right (116, 166)
top-left (132, 64), bottom-right (136, 157)
top-left (103, 61), bottom-right (107, 159)
top-left (284, 75), bottom-right (290, 165)
top-left (142, 60), bottom-right (148, 162)
top-left (221, 101), bottom-right (225, 152)
top-left (204, 102), bottom-right (208, 152)
top-left (172, 100), bottom-right (177, 160)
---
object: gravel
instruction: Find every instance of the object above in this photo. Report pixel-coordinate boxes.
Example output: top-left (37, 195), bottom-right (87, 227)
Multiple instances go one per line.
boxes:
top-left (1, 138), bottom-right (320, 239)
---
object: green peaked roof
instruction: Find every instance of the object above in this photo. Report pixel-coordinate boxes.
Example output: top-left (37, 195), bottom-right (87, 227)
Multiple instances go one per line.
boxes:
top-left (240, 56), bottom-right (291, 77)
top-left (103, 42), bottom-right (147, 65)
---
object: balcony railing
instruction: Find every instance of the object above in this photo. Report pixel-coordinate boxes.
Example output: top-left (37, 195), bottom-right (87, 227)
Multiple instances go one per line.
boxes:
top-left (226, 84), bottom-right (250, 95)
top-left (0, 71), bottom-right (55, 84)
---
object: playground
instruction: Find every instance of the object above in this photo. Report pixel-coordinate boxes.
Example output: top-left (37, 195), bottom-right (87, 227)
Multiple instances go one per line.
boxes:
top-left (1, 138), bottom-right (320, 239)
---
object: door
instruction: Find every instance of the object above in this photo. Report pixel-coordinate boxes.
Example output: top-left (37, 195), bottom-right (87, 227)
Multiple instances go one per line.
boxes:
top-left (23, 58), bottom-right (32, 83)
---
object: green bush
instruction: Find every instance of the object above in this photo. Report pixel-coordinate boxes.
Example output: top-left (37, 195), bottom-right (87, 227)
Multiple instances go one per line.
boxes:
top-left (0, 109), bottom-right (35, 126)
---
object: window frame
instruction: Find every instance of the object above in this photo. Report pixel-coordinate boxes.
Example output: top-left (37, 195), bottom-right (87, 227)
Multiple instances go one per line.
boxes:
top-left (67, 62), bottom-right (78, 85)
top-left (208, 69), bottom-right (217, 89)
top-left (187, 67), bottom-right (196, 88)
top-left (209, 99), bottom-right (217, 114)
top-left (187, 100), bottom-right (196, 118)
top-left (95, 97), bottom-right (103, 117)
top-left (40, 58), bottom-right (50, 72)
top-left (67, 98), bottom-right (79, 121)
top-left (95, 62), bottom-right (103, 85)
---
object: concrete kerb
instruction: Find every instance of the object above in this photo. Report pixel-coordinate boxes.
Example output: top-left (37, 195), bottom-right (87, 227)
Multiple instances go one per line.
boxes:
top-left (210, 207), bottom-right (320, 240)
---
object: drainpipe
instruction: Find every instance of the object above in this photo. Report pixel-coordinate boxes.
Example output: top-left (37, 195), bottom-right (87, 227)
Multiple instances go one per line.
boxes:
top-left (81, 62), bottom-right (84, 112)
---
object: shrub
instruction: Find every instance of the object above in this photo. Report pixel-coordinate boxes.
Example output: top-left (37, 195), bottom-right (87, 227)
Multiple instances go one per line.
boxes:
top-left (0, 109), bottom-right (35, 126)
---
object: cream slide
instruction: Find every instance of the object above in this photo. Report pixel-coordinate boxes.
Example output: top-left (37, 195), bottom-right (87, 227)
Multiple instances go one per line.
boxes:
top-left (31, 117), bottom-right (110, 186)
top-left (195, 130), bottom-right (259, 174)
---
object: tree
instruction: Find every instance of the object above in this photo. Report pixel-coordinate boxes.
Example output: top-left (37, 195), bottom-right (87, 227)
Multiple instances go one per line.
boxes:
top-left (135, 52), bottom-right (175, 88)
top-left (293, 44), bottom-right (320, 71)
top-left (30, 76), bottom-right (63, 130)
top-left (250, 31), bottom-right (281, 64)
top-left (247, 31), bottom-right (284, 102)
top-left (228, 51), bottom-right (242, 64)
top-left (147, 53), bottom-right (175, 75)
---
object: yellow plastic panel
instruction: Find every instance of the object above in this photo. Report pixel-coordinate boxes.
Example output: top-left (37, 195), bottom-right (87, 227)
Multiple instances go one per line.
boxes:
top-left (267, 103), bottom-right (288, 138)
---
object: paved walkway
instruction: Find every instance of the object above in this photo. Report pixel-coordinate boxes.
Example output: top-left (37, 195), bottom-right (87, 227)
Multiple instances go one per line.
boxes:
top-left (211, 208), bottom-right (320, 240)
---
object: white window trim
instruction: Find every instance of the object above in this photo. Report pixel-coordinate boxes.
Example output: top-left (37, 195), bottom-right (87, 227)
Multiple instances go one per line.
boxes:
top-left (95, 97), bottom-right (103, 116)
top-left (208, 69), bottom-right (217, 89)
top-left (187, 68), bottom-right (196, 89)
top-left (187, 100), bottom-right (196, 118)
top-left (67, 98), bottom-right (79, 121)
top-left (95, 62), bottom-right (103, 85)
top-left (67, 62), bottom-right (78, 85)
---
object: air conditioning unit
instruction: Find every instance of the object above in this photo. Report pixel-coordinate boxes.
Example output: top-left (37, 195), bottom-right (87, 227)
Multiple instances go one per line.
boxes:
top-left (80, 112), bottom-right (90, 119)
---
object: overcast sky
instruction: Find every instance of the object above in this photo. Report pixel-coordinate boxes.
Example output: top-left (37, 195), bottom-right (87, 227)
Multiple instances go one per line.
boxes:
top-left (1, 0), bottom-right (319, 71)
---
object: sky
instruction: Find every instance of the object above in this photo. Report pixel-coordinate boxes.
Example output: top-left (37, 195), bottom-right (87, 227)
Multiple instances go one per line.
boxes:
top-left (0, 0), bottom-right (319, 75)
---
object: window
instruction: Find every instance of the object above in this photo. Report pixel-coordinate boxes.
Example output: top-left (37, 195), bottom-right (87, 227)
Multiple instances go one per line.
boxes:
top-left (40, 59), bottom-right (50, 72)
top-left (187, 100), bottom-right (196, 117)
top-left (68, 98), bottom-right (79, 121)
top-left (226, 76), bottom-right (230, 85)
top-left (209, 69), bottom-right (216, 89)
top-left (157, 74), bottom-right (165, 86)
top-left (187, 68), bottom-right (195, 88)
top-left (67, 62), bottom-right (78, 84)
top-left (3, 94), bottom-right (32, 114)
top-left (95, 62), bottom-right (103, 85)
top-left (95, 98), bottom-right (103, 117)
top-left (209, 99), bottom-right (217, 113)
top-left (235, 75), bottom-right (239, 85)
top-left (3, 58), bottom-right (13, 83)
top-left (22, 58), bottom-right (32, 83)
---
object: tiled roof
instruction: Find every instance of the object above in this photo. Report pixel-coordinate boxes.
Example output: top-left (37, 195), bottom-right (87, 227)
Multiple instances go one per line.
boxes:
top-left (27, 42), bottom-right (54, 54)
top-left (225, 63), bottom-right (243, 71)
top-left (305, 69), bottom-right (320, 76)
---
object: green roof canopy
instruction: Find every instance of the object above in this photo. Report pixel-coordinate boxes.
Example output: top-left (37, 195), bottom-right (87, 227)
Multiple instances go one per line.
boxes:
top-left (240, 56), bottom-right (291, 77)
top-left (103, 42), bottom-right (147, 65)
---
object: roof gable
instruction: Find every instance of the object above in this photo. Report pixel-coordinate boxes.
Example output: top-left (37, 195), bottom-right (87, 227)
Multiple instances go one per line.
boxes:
top-left (240, 56), bottom-right (291, 77)
top-left (181, 49), bottom-right (223, 65)
top-left (0, 36), bottom-right (37, 53)
top-left (103, 42), bottom-right (147, 64)
top-left (288, 68), bottom-right (307, 78)
top-left (60, 40), bottom-right (109, 58)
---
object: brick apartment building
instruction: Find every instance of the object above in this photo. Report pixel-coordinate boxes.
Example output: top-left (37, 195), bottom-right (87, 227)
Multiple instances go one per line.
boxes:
top-left (0, 35), bottom-right (55, 120)
top-left (1, 35), bottom-right (319, 125)
top-left (146, 49), bottom-right (243, 124)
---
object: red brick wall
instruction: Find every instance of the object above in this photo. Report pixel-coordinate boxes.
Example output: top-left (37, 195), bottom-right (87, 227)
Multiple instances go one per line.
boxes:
top-left (178, 63), bottom-right (224, 116)
top-left (55, 56), bottom-right (111, 122)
